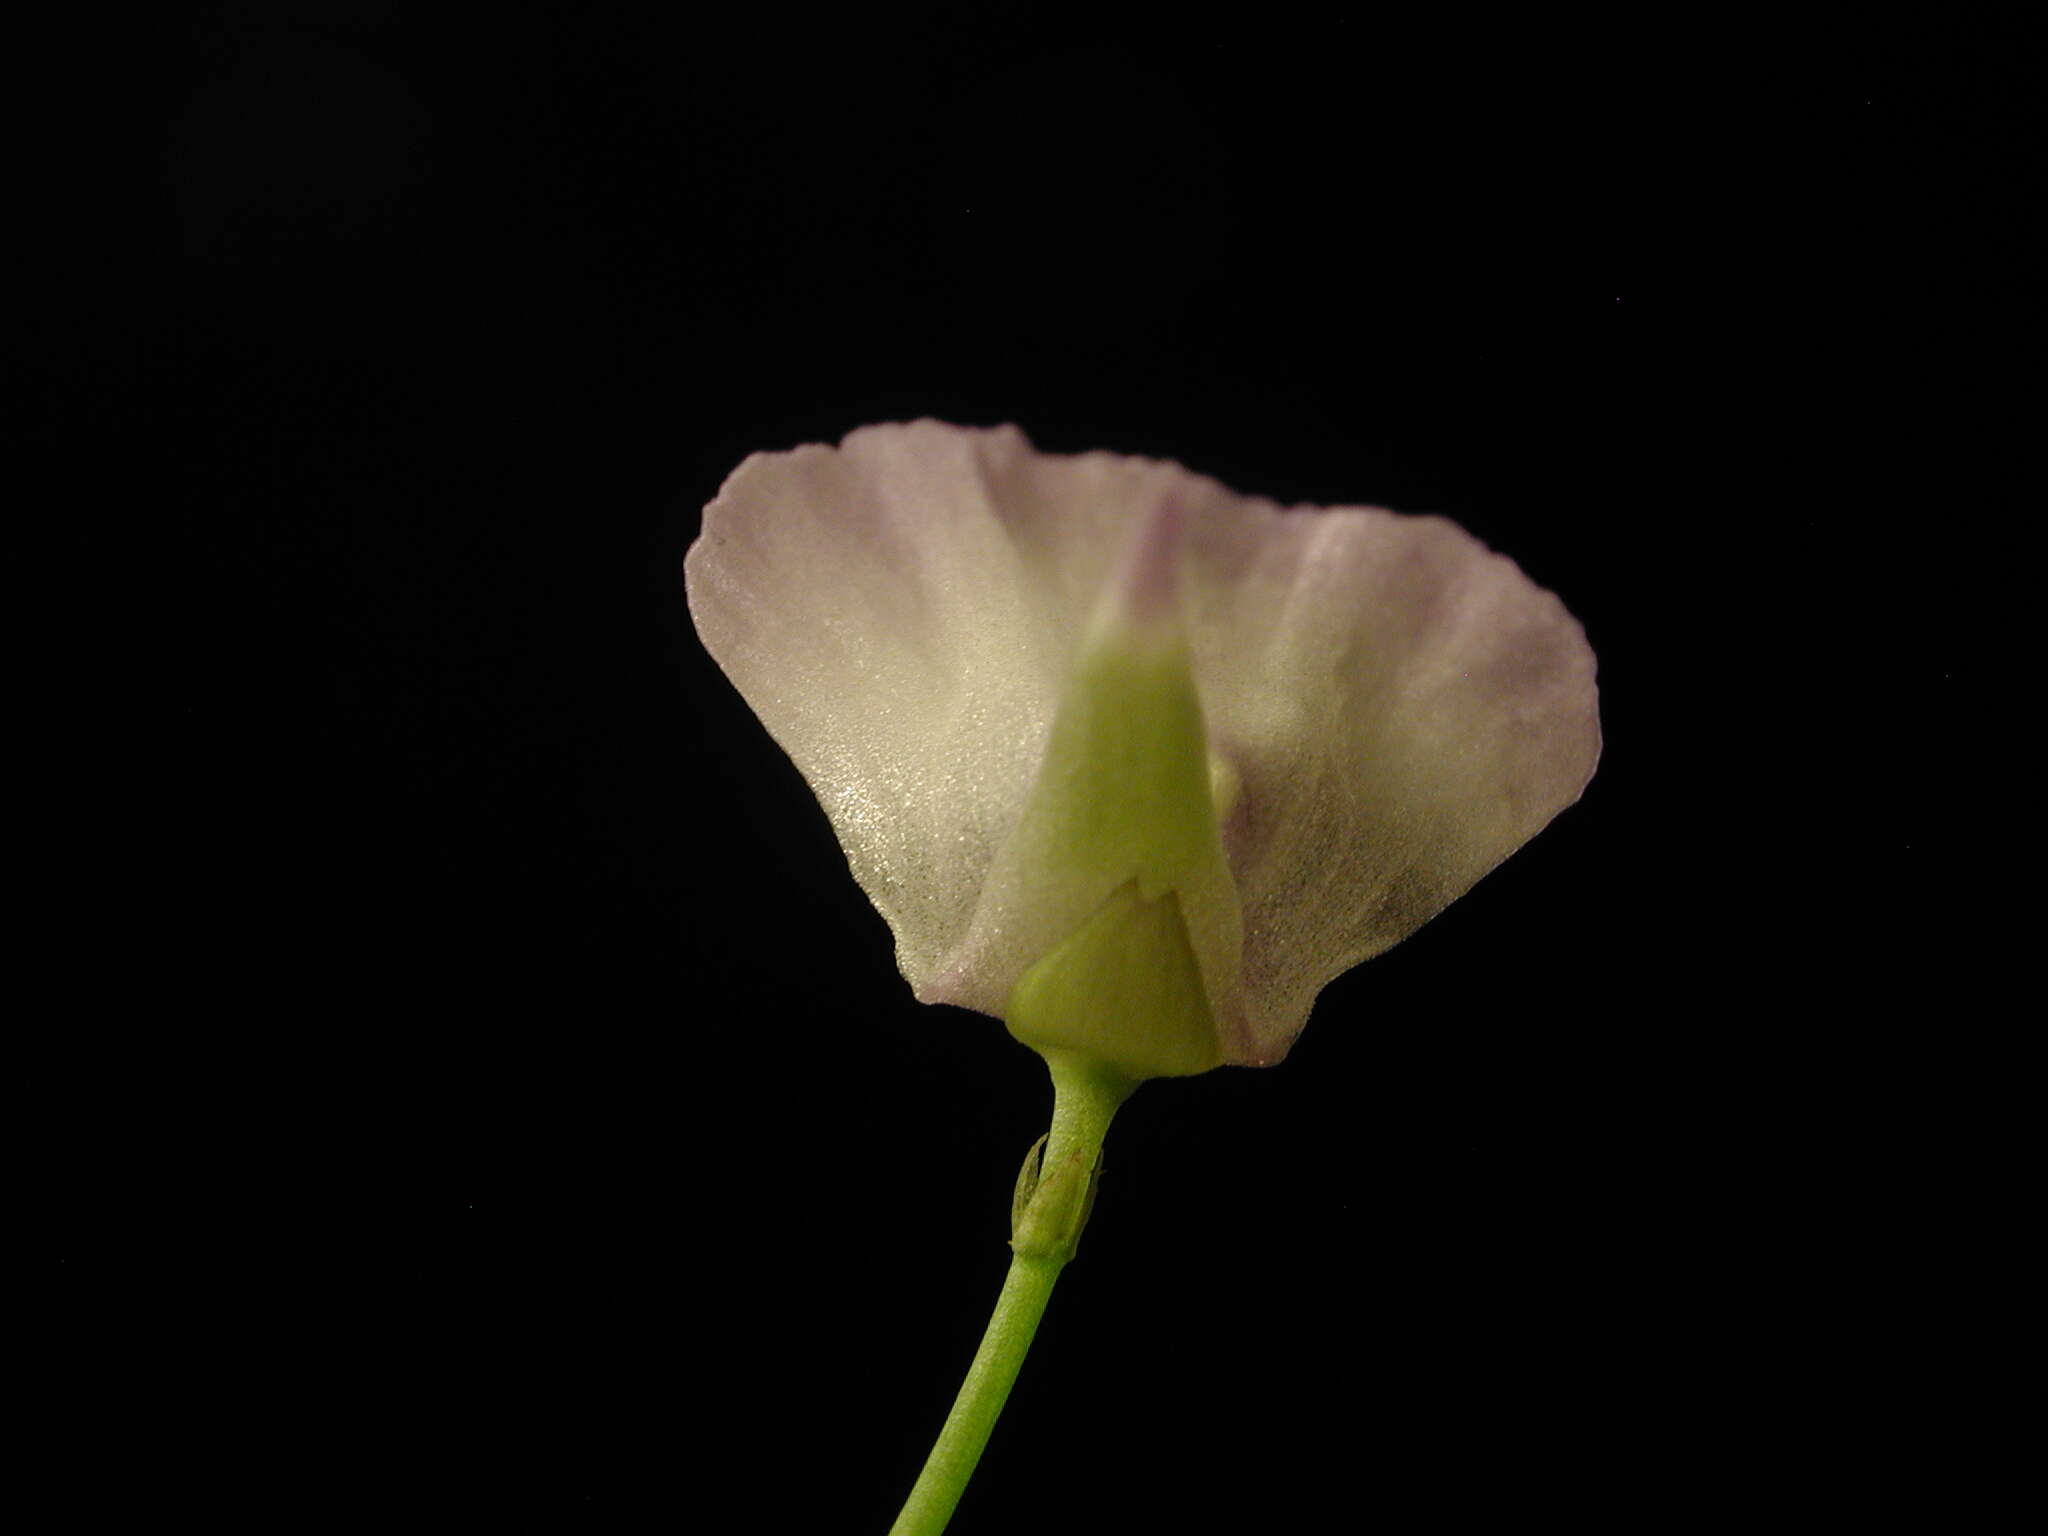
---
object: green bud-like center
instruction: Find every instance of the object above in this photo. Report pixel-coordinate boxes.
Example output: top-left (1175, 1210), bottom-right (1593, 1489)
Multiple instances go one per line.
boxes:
top-left (995, 552), bottom-right (1243, 1078)
top-left (1006, 880), bottom-right (1222, 1080)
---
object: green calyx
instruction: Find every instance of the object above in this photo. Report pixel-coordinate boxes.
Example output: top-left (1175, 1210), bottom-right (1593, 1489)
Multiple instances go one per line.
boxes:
top-left (1000, 576), bottom-right (1242, 1081)
top-left (1007, 879), bottom-right (1221, 1079)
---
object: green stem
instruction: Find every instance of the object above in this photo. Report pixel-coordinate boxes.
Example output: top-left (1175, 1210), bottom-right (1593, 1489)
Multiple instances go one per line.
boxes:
top-left (887, 1052), bottom-right (1133, 1536)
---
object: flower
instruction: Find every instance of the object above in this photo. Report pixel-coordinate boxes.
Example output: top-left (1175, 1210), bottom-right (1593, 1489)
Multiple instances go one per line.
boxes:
top-left (686, 421), bottom-right (1599, 1079)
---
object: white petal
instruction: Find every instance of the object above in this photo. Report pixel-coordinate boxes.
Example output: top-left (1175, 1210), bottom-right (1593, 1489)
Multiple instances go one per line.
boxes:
top-left (687, 421), bottom-right (1107, 1005)
top-left (1183, 502), bottom-right (1601, 1062)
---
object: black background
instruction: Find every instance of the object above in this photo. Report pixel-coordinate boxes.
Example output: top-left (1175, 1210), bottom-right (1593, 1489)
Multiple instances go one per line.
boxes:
top-left (31, 3), bottom-right (2010, 1528)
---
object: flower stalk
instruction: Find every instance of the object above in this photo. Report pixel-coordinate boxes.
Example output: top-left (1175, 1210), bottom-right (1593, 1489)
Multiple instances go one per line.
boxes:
top-left (887, 1052), bottom-right (1132, 1536)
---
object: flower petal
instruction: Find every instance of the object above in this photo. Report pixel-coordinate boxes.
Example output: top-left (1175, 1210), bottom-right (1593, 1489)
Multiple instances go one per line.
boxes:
top-left (1181, 500), bottom-right (1601, 1062)
top-left (687, 422), bottom-right (1073, 1003)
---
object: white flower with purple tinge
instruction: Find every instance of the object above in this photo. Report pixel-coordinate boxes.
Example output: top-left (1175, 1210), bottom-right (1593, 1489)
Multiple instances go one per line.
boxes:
top-left (687, 420), bottom-right (1598, 1080)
